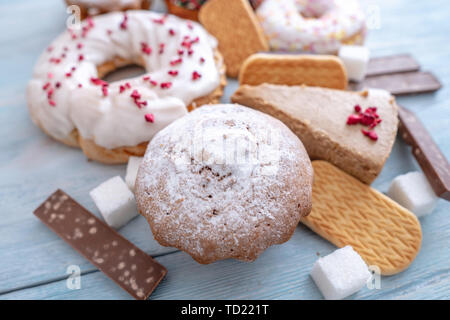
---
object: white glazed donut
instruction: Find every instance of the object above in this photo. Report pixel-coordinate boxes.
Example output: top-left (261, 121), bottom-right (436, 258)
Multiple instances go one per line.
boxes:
top-left (27, 11), bottom-right (225, 163)
top-left (256, 0), bottom-right (366, 53)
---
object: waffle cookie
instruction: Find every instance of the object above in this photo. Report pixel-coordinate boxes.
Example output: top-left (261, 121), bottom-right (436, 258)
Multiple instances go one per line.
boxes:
top-left (199, 0), bottom-right (269, 78)
top-left (239, 53), bottom-right (348, 89)
top-left (301, 161), bottom-right (422, 275)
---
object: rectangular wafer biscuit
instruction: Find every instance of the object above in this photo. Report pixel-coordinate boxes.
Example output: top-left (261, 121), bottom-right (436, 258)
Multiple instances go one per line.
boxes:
top-left (239, 53), bottom-right (348, 90)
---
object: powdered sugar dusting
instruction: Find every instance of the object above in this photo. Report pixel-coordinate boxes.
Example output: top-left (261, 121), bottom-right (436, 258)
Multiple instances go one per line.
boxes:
top-left (135, 104), bottom-right (313, 263)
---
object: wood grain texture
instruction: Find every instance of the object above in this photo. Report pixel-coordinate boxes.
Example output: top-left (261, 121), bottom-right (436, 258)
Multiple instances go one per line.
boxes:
top-left (0, 0), bottom-right (449, 299)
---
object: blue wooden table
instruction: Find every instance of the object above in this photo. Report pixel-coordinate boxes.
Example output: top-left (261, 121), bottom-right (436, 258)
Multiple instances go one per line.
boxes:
top-left (0, 0), bottom-right (449, 300)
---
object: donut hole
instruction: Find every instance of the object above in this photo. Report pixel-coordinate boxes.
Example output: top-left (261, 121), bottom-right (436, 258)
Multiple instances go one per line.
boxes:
top-left (100, 63), bottom-right (147, 83)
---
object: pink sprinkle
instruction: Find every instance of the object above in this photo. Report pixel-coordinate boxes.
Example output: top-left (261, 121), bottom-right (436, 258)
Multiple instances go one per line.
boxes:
top-left (159, 43), bottom-right (165, 54)
top-left (65, 72), bottom-right (72, 78)
top-left (141, 42), bottom-right (152, 55)
top-left (153, 17), bottom-right (165, 24)
top-left (169, 29), bottom-right (175, 36)
top-left (42, 82), bottom-right (51, 91)
top-left (47, 46), bottom-right (54, 52)
top-left (49, 99), bottom-right (56, 106)
top-left (102, 86), bottom-right (108, 96)
top-left (200, 57), bottom-right (205, 64)
top-left (192, 71), bottom-right (201, 80)
top-left (78, 54), bottom-right (84, 61)
top-left (63, 46), bottom-right (68, 52)
top-left (130, 90), bottom-right (141, 100)
top-left (160, 82), bottom-right (172, 89)
top-left (107, 29), bottom-right (113, 35)
top-left (77, 43), bottom-right (83, 49)
top-left (47, 89), bottom-right (54, 99)
top-left (168, 70), bottom-right (178, 76)
top-left (149, 80), bottom-right (158, 86)
top-left (78, 84), bottom-right (83, 88)
top-left (362, 129), bottom-right (378, 141)
top-left (187, 22), bottom-right (193, 30)
top-left (47, 72), bottom-right (53, 79)
top-left (170, 58), bottom-right (183, 66)
top-left (90, 77), bottom-right (108, 86)
top-left (142, 76), bottom-right (150, 81)
top-left (145, 113), bottom-right (155, 123)
top-left (120, 13), bottom-right (128, 30)
top-left (72, 33), bottom-right (77, 40)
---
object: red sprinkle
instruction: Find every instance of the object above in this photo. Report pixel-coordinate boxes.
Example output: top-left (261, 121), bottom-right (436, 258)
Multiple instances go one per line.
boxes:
top-left (168, 70), bottom-right (178, 76)
top-left (362, 129), bottom-right (378, 141)
top-left (130, 90), bottom-right (141, 100)
top-left (120, 13), bottom-right (128, 30)
top-left (145, 113), bottom-right (155, 123)
top-left (346, 114), bottom-right (362, 125)
top-left (169, 29), bottom-right (175, 36)
top-left (159, 43), bottom-right (165, 54)
top-left (78, 54), bottom-right (84, 61)
top-left (142, 76), bottom-right (150, 81)
top-left (49, 99), bottom-right (56, 106)
top-left (153, 17), bottom-right (165, 24)
top-left (188, 49), bottom-right (194, 55)
top-left (178, 49), bottom-right (184, 56)
top-left (149, 80), bottom-right (158, 86)
top-left (42, 82), bottom-right (51, 91)
top-left (55, 82), bottom-right (61, 88)
top-left (78, 84), bottom-right (83, 88)
top-left (160, 82), bottom-right (172, 89)
top-left (192, 71), bottom-right (201, 80)
top-left (200, 57), bottom-right (205, 64)
top-left (354, 105), bottom-right (361, 113)
top-left (90, 77), bottom-right (108, 86)
top-left (102, 86), bottom-right (108, 96)
top-left (170, 58), bottom-right (183, 66)
top-left (141, 42), bottom-right (152, 55)
top-left (77, 43), bottom-right (83, 49)
top-left (65, 72), bottom-right (72, 78)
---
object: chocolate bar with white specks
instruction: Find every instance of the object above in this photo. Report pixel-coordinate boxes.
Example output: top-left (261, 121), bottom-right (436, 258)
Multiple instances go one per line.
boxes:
top-left (33, 189), bottom-right (167, 299)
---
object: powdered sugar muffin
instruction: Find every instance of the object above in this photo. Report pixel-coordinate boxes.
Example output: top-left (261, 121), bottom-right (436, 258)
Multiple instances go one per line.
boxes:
top-left (135, 104), bottom-right (313, 264)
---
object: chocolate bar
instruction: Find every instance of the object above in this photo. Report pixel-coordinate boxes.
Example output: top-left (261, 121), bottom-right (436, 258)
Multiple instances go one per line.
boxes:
top-left (34, 190), bottom-right (167, 299)
top-left (398, 107), bottom-right (450, 201)
top-left (366, 54), bottom-right (420, 77)
top-left (349, 71), bottom-right (441, 95)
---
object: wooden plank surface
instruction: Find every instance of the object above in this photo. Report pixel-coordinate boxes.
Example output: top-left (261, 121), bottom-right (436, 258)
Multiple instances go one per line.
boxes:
top-left (0, 0), bottom-right (449, 299)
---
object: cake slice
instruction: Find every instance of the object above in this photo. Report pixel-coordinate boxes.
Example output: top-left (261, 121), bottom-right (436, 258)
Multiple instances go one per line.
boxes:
top-left (231, 84), bottom-right (399, 184)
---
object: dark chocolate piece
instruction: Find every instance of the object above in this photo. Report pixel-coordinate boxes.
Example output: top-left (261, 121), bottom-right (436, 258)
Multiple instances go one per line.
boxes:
top-left (349, 71), bottom-right (442, 95)
top-left (398, 106), bottom-right (450, 200)
top-left (34, 190), bottom-right (167, 299)
top-left (366, 54), bottom-right (420, 77)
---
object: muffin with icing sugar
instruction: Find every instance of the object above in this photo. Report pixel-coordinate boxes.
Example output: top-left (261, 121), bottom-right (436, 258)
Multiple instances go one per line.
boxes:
top-left (135, 104), bottom-right (313, 264)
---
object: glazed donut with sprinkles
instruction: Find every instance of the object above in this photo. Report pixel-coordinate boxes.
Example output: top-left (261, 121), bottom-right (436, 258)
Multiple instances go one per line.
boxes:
top-left (27, 11), bottom-right (226, 164)
top-left (257, 0), bottom-right (366, 53)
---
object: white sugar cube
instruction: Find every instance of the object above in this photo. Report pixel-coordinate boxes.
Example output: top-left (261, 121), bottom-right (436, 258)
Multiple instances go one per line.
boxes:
top-left (125, 156), bottom-right (143, 192)
top-left (388, 171), bottom-right (438, 217)
top-left (338, 45), bottom-right (370, 82)
top-left (310, 246), bottom-right (371, 300)
top-left (90, 176), bottom-right (138, 229)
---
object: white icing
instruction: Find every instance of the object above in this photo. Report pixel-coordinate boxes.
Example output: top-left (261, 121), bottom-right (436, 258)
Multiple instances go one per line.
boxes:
top-left (27, 11), bottom-right (221, 149)
top-left (257, 0), bottom-right (366, 53)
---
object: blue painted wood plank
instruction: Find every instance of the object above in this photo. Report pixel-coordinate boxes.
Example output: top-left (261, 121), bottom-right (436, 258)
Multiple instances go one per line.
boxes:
top-left (0, 0), bottom-right (449, 299)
